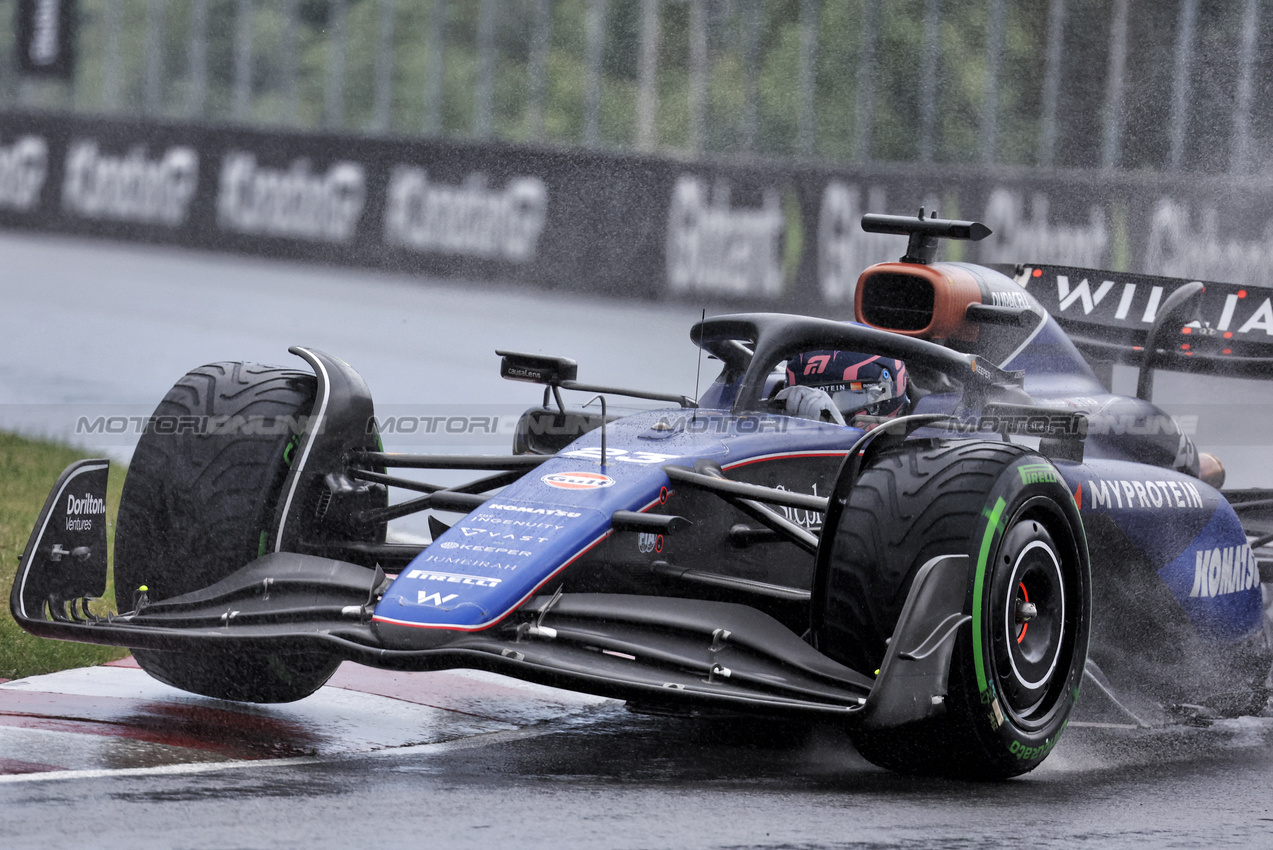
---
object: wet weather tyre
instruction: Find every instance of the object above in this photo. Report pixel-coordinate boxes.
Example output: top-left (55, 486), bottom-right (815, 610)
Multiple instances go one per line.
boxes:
top-left (815, 440), bottom-right (1090, 779)
top-left (114, 362), bottom-right (340, 703)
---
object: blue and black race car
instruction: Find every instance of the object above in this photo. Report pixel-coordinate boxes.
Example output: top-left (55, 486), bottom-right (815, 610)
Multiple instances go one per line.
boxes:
top-left (13, 212), bottom-right (1271, 779)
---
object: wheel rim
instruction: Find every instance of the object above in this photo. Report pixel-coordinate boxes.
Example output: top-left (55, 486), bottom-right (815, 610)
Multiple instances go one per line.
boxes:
top-left (990, 507), bottom-right (1076, 724)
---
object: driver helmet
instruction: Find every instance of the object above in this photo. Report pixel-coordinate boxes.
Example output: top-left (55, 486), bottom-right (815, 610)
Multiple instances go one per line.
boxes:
top-left (786, 350), bottom-right (909, 420)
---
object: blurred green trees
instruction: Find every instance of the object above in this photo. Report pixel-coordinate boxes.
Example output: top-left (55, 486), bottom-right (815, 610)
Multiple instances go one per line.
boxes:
top-left (4, 0), bottom-right (1254, 174)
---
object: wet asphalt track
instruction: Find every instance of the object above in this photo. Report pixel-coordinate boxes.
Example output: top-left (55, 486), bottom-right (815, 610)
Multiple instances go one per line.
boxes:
top-left (5, 233), bottom-right (1273, 848)
top-left (3, 703), bottom-right (1273, 849)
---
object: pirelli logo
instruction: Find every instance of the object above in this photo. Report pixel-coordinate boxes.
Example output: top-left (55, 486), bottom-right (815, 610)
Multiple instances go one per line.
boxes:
top-left (1018, 463), bottom-right (1059, 486)
top-left (405, 569), bottom-right (502, 588)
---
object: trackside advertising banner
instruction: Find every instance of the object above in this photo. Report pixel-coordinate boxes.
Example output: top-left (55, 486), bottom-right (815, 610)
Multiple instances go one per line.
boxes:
top-left (3, 110), bottom-right (1273, 311)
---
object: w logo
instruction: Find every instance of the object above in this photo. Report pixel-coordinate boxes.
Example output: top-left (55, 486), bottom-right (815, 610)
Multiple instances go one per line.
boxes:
top-left (417, 591), bottom-right (459, 607)
top-left (1056, 275), bottom-right (1114, 315)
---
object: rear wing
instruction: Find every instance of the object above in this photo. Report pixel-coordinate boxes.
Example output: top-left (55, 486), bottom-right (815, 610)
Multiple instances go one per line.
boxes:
top-left (1013, 264), bottom-right (1273, 397)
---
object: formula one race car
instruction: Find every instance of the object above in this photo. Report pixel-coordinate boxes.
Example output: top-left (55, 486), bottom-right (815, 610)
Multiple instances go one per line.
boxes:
top-left (14, 212), bottom-right (1273, 779)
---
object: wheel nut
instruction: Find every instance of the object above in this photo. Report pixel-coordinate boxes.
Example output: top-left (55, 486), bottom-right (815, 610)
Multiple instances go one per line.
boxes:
top-left (1017, 600), bottom-right (1037, 622)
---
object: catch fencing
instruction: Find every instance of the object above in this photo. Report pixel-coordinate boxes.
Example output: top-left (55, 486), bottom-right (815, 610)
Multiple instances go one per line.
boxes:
top-left (6, 0), bottom-right (1273, 176)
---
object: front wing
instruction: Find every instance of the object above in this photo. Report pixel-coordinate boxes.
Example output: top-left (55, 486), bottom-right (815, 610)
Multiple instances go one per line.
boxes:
top-left (13, 459), bottom-right (971, 728)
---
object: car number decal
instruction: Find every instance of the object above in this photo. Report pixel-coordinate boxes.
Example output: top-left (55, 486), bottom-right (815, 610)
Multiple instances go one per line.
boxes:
top-left (561, 448), bottom-right (679, 465)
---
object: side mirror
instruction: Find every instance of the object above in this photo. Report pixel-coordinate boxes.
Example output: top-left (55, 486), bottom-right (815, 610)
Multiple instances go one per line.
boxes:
top-left (496, 350), bottom-right (579, 385)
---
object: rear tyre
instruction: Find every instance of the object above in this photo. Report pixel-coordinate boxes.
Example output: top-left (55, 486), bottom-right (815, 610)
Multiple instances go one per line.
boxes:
top-left (816, 440), bottom-right (1089, 778)
top-left (115, 362), bottom-right (340, 703)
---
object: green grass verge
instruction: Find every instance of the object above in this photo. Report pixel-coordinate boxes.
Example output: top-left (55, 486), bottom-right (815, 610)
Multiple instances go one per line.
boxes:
top-left (0, 432), bottom-right (129, 679)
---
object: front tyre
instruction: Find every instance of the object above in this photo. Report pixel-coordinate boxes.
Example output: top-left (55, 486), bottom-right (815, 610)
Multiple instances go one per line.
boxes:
top-left (817, 441), bottom-right (1090, 778)
top-left (115, 362), bottom-right (341, 703)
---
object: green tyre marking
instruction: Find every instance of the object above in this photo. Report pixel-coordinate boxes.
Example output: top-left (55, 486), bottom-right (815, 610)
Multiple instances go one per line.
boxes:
top-left (283, 435), bottom-right (300, 466)
top-left (973, 496), bottom-right (1008, 696)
